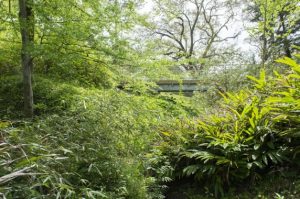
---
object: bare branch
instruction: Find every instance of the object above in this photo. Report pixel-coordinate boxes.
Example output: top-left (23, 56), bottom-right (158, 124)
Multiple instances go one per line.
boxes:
top-left (156, 29), bottom-right (186, 52)
top-left (214, 32), bottom-right (240, 43)
top-left (153, 0), bottom-right (238, 70)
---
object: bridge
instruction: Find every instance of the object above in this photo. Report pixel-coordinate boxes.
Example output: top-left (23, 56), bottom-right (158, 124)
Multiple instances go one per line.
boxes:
top-left (156, 80), bottom-right (207, 96)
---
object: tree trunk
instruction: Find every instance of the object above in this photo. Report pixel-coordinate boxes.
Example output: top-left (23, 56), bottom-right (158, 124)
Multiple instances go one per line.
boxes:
top-left (279, 13), bottom-right (292, 58)
top-left (19, 0), bottom-right (34, 118)
top-left (261, 0), bottom-right (268, 69)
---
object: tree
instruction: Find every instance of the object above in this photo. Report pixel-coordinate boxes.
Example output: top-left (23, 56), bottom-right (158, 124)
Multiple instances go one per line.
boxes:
top-left (19, 0), bottom-right (34, 117)
top-left (31, 0), bottom-right (143, 86)
top-left (246, 0), bottom-right (300, 66)
top-left (1, 0), bottom-right (144, 117)
top-left (152, 0), bottom-right (239, 71)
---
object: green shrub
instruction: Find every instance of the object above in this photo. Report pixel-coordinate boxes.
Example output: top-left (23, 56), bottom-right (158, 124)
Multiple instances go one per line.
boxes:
top-left (0, 78), bottom-right (193, 198)
top-left (0, 76), bottom-right (23, 118)
top-left (0, 76), bottom-right (79, 118)
top-left (154, 55), bottom-right (300, 197)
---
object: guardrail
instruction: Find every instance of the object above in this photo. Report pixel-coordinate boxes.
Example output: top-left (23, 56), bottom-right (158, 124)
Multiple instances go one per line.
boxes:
top-left (156, 80), bottom-right (207, 95)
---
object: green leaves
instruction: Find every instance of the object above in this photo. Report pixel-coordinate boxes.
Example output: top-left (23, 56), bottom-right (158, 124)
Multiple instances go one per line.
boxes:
top-left (159, 55), bottom-right (300, 197)
top-left (247, 70), bottom-right (267, 89)
top-left (182, 165), bottom-right (201, 176)
top-left (276, 57), bottom-right (300, 73)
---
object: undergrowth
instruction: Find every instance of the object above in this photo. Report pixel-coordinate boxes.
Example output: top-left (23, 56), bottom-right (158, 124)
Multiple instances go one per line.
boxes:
top-left (1, 55), bottom-right (300, 198)
top-left (151, 55), bottom-right (300, 198)
top-left (0, 76), bottom-right (190, 198)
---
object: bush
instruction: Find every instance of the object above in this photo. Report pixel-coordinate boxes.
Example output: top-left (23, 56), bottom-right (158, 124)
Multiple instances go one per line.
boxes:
top-left (0, 78), bottom-right (193, 198)
top-left (0, 76), bottom-right (79, 118)
top-left (154, 56), bottom-right (300, 197)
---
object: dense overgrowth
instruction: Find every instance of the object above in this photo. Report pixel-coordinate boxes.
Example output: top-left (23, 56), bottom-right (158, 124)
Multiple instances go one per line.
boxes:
top-left (0, 77), bottom-right (193, 198)
top-left (1, 57), bottom-right (300, 198)
top-left (152, 56), bottom-right (300, 198)
top-left (1, 0), bottom-right (299, 198)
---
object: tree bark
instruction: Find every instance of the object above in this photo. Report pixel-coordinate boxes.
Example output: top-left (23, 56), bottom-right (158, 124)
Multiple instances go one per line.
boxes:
top-left (279, 13), bottom-right (292, 58)
top-left (19, 0), bottom-right (34, 118)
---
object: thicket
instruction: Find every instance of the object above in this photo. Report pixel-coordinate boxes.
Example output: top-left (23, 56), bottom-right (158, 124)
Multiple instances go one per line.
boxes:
top-left (0, 75), bottom-right (195, 198)
top-left (1, 0), bottom-right (299, 198)
top-left (150, 56), bottom-right (300, 198)
top-left (1, 56), bottom-right (300, 198)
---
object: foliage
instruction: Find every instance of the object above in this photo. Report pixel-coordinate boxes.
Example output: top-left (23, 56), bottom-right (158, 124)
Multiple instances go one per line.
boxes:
top-left (192, 59), bottom-right (261, 108)
top-left (0, 0), bottom-right (148, 88)
top-left (153, 55), bottom-right (300, 197)
top-left (0, 76), bottom-right (79, 118)
top-left (246, 0), bottom-right (300, 61)
top-left (0, 76), bottom-right (194, 198)
top-left (1, 0), bottom-right (300, 198)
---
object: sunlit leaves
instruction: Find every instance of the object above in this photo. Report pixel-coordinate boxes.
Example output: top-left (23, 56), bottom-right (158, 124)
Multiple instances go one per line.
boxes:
top-left (158, 55), bottom-right (300, 197)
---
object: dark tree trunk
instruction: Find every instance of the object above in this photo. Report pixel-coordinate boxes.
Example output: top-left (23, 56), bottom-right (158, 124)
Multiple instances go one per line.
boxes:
top-left (19, 0), bottom-right (34, 118)
top-left (279, 13), bottom-right (292, 58)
